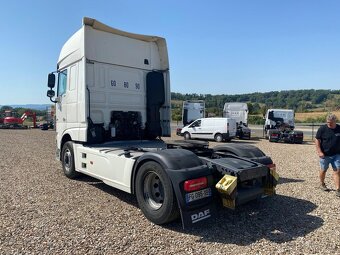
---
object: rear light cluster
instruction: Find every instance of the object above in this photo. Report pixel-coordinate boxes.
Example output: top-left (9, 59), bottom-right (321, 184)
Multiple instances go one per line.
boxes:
top-left (271, 133), bottom-right (279, 138)
top-left (267, 163), bottom-right (276, 171)
top-left (184, 177), bottom-right (208, 192)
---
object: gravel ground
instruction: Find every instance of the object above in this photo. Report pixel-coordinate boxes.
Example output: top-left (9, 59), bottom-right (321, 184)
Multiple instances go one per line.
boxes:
top-left (0, 129), bottom-right (339, 255)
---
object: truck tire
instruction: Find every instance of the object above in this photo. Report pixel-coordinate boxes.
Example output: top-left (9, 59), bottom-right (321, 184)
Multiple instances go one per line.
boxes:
top-left (184, 132), bottom-right (191, 140)
top-left (135, 161), bottom-right (179, 225)
top-left (61, 141), bottom-right (80, 179)
top-left (265, 130), bottom-right (269, 140)
top-left (269, 134), bottom-right (275, 142)
top-left (214, 133), bottom-right (223, 142)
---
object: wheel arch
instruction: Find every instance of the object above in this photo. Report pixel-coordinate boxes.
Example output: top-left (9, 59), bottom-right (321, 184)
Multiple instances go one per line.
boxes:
top-left (214, 132), bottom-right (222, 137)
top-left (131, 149), bottom-right (203, 194)
top-left (213, 144), bottom-right (266, 158)
top-left (183, 131), bottom-right (191, 140)
top-left (59, 133), bottom-right (72, 160)
top-left (213, 144), bottom-right (273, 165)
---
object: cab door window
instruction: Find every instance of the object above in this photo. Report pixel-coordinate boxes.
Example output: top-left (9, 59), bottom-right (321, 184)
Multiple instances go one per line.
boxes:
top-left (189, 120), bottom-right (201, 128)
top-left (57, 69), bottom-right (68, 96)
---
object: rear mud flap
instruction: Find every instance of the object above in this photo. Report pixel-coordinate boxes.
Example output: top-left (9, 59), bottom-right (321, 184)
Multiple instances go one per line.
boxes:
top-left (179, 203), bottom-right (216, 229)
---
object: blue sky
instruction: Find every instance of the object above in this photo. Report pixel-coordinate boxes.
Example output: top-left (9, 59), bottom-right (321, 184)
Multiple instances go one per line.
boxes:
top-left (0, 0), bottom-right (339, 104)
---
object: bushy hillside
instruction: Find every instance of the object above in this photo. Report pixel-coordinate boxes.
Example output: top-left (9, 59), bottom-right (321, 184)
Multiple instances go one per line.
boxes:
top-left (171, 89), bottom-right (340, 119)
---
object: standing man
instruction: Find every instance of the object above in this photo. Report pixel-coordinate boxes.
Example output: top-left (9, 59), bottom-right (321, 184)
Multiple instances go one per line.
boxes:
top-left (315, 113), bottom-right (340, 197)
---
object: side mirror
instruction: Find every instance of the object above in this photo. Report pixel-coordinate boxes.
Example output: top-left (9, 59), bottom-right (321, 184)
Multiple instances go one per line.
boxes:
top-left (47, 89), bottom-right (55, 98)
top-left (47, 89), bottom-right (58, 103)
top-left (48, 73), bottom-right (56, 88)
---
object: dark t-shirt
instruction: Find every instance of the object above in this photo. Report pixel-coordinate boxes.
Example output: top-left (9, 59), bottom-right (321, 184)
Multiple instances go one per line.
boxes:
top-left (315, 124), bottom-right (340, 156)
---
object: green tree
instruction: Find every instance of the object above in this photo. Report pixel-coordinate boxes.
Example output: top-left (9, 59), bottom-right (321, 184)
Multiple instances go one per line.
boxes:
top-left (171, 108), bottom-right (182, 122)
top-left (0, 106), bottom-right (13, 112)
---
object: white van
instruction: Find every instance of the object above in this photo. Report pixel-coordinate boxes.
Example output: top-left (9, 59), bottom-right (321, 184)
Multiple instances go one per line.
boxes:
top-left (180, 118), bottom-right (237, 142)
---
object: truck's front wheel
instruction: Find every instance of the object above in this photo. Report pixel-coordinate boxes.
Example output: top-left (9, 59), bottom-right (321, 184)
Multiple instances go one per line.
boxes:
top-left (135, 161), bottom-right (179, 225)
top-left (61, 141), bottom-right (80, 179)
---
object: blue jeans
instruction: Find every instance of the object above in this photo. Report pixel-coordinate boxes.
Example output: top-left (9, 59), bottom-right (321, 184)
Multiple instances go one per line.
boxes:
top-left (319, 154), bottom-right (340, 171)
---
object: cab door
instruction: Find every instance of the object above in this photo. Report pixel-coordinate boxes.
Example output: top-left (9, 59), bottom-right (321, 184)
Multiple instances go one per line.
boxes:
top-left (65, 64), bottom-right (78, 126)
top-left (188, 119), bottom-right (202, 139)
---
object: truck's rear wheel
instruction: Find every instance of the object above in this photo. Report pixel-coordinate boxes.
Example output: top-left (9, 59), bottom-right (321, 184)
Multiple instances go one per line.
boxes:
top-left (184, 132), bottom-right (191, 140)
top-left (265, 130), bottom-right (269, 140)
top-left (135, 161), bottom-right (179, 225)
top-left (61, 141), bottom-right (80, 179)
top-left (215, 133), bottom-right (223, 142)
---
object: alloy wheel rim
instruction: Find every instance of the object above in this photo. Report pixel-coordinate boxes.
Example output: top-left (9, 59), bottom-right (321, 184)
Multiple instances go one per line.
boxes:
top-left (143, 171), bottom-right (164, 210)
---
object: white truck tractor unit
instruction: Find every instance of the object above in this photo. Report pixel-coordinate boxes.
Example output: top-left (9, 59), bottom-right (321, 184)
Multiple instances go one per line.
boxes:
top-left (46, 17), bottom-right (278, 228)
top-left (223, 102), bottom-right (251, 139)
top-left (264, 109), bottom-right (303, 143)
top-left (176, 100), bottom-right (205, 135)
top-left (182, 100), bottom-right (205, 126)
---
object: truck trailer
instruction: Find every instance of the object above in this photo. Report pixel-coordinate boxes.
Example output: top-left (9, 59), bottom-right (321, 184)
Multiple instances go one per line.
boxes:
top-left (46, 17), bottom-right (278, 228)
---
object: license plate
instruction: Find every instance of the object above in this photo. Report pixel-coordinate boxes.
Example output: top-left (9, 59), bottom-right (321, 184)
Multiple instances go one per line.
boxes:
top-left (185, 188), bottom-right (212, 203)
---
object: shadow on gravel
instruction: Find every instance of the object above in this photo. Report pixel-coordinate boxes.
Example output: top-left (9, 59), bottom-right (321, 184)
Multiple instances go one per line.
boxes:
top-left (168, 195), bottom-right (323, 245)
top-left (76, 175), bottom-right (104, 183)
top-left (228, 140), bottom-right (259, 145)
top-left (265, 141), bottom-right (310, 146)
top-left (279, 177), bottom-right (305, 184)
top-left (82, 178), bottom-right (139, 207)
top-left (75, 176), bottom-right (321, 245)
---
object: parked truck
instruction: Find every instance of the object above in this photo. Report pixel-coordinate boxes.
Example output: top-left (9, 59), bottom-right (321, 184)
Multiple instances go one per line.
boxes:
top-left (223, 102), bottom-right (251, 139)
top-left (264, 109), bottom-right (303, 143)
top-left (46, 17), bottom-right (278, 228)
top-left (182, 100), bottom-right (205, 126)
top-left (176, 100), bottom-right (205, 135)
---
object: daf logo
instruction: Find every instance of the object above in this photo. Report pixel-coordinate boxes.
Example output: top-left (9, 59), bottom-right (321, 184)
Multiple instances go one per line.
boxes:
top-left (191, 209), bottom-right (211, 223)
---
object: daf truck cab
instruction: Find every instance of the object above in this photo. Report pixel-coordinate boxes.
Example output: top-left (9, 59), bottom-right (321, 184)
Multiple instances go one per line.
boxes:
top-left (264, 109), bottom-right (303, 143)
top-left (182, 100), bottom-right (205, 126)
top-left (176, 100), bottom-right (205, 135)
top-left (223, 102), bottom-right (251, 139)
top-left (46, 17), bottom-right (278, 228)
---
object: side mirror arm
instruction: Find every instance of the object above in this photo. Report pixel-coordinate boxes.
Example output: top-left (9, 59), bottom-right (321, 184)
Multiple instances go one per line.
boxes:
top-left (49, 97), bottom-right (58, 103)
top-left (47, 89), bottom-right (59, 103)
